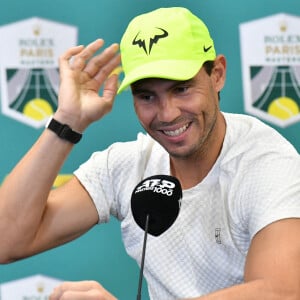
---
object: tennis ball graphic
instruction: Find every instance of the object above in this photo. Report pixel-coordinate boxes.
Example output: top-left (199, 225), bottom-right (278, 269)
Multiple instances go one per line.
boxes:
top-left (53, 174), bottom-right (73, 188)
top-left (268, 97), bottom-right (299, 120)
top-left (23, 98), bottom-right (54, 121)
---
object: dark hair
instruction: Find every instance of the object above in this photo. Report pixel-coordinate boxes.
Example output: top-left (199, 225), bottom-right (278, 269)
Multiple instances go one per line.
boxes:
top-left (203, 60), bottom-right (220, 101)
top-left (203, 60), bottom-right (214, 75)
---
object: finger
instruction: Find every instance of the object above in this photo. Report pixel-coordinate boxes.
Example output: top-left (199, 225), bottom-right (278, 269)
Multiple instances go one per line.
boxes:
top-left (50, 281), bottom-right (117, 300)
top-left (50, 281), bottom-right (96, 300)
top-left (83, 43), bottom-right (120, 78)
top-left (102, 74), bottom-right (119, 105)
top-left (59, 45), bottom-right (84, 74)
top-left (52, 289), bottom-right (114, 300)
top-left (93, 52), bottom-right (121, 85)
top-left (70, 39), bottom-right (105, 71)
top-left (56, 280), bottom-right (100, 292)
top-left (60, 45), bottom-right (85, 61)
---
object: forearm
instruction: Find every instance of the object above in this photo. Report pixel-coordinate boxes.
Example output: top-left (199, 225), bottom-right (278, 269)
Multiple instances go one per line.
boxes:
top-left (186, 279), bottom-right (295, 300)
top-left (0, 129), bottom-right (73, 262)
top-left (0, 40), bottom-right (120, 263)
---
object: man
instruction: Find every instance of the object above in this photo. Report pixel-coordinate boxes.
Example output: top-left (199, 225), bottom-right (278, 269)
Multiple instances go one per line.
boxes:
top-left (0, 7), bottom-right (299, 300)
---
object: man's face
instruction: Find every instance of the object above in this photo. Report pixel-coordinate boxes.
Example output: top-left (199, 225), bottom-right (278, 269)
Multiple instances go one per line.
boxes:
top-left (131, 60), bottom-right (225, 160)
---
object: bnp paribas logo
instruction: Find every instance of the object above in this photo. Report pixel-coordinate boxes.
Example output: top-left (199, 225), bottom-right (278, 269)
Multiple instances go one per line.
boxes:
top-left (239, 13), bottom-right (300, 127)
top-left (0, 18), bottom-right (77, 128)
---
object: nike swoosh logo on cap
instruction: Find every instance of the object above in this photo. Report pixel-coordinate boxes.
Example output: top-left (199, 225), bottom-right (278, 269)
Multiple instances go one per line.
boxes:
top-left (203, 45), bottom-right (212, 52)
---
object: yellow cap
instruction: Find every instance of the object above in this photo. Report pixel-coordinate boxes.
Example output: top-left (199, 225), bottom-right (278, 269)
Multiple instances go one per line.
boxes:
top-left (118, 7), bottom-right (216, 93)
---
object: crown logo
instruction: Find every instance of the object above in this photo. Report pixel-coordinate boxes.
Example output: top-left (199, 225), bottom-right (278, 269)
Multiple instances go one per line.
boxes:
top-left (36, 281), bottom-right (45, 293)
top-left (33, 24), bottom-right (41, 36)
top-left (279, 20), bottom-right (287, 32)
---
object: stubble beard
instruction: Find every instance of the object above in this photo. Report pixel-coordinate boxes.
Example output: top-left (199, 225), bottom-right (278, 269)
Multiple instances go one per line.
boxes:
top-left (167, 109), bottom-right (219, 161)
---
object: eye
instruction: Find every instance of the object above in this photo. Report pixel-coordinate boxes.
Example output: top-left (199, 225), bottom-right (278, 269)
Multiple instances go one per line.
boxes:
top-left (134, 92), bottom-right (155, 102)
top-left (173, 85), bottom-right (189, 94)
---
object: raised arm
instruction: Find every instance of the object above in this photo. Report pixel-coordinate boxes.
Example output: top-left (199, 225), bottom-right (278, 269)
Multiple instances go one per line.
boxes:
top-left (0, 39), bottom-right (121, 263)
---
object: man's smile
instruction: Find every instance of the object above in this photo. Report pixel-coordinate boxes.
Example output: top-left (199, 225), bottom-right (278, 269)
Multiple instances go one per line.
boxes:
top-left (162, 122), bottom-right (191, 137)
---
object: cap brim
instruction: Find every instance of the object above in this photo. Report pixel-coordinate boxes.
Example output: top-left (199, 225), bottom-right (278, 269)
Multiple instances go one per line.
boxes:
top-left (117, 59), bottom-right (204, 94)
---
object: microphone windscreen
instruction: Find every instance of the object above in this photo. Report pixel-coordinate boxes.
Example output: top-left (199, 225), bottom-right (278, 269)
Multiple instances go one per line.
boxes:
top-left (131, 175), bottom-right (182, 236)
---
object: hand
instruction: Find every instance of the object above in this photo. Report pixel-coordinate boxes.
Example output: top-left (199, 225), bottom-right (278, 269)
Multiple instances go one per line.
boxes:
top-left (55, 39), bottom-right (121, 132)
top-left (49, 280), bottom-right (118, 300)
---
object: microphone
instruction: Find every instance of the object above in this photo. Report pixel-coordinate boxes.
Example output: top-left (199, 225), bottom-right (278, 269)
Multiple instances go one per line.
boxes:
top-left (131, 175), bottom-right (182, 300)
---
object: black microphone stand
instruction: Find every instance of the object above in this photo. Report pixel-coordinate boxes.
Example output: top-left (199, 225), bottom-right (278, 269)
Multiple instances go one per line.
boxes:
top-left (136, 214), bottom-right (150, 300)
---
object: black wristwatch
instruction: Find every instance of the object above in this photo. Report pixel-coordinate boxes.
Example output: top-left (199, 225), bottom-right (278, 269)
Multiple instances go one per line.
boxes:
top-left (46, 118), bottom-right (82, 144)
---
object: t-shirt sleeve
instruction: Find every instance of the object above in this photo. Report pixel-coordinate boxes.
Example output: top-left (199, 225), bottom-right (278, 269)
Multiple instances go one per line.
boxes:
top-left (73, 133), bottom-right (153, 224)
top-left (74, 148), bottom-right (116, 223)
top-left (239, 153), bottom-right (300, 240)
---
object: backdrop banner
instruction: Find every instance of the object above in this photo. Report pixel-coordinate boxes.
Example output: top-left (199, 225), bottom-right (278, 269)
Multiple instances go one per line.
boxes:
top-left (240, 13), bottom-right (300, 127)
top-left (0, 1), bottom-right (299, 300)
top-left (0, 17), bottom-right (77, 128)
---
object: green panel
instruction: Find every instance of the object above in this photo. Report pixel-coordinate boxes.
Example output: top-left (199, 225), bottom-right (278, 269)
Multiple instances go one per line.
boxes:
top-left (0, 1), bottom-right (299, 299)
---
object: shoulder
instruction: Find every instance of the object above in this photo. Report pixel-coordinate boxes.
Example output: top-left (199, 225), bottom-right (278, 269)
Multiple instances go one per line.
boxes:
top-left (220, 113), bottom-right (300, 186)
top-left (223, 113), bottom-right (295, 146)
top-left (74, 132), bottom-right (169, 221)
top-left (80, 133), bottom-right (154, 163)
top-left (220, 113), bottom-right (300, 237)
top-left (221, 112), bottom-right (299, 165)
top-left (75, 132), bottom-right (169, 187)
top-left (104, 132), bottom-right (166, 171)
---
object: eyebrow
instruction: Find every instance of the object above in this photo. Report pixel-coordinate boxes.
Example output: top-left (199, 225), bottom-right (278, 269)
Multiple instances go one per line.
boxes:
top-left (131, 85), bottom-right (151, 95)
top-left (131, 78), bottom-right (194, 94)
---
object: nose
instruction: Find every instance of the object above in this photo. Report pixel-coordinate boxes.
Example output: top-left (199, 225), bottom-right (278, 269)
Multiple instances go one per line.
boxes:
top-left (157, 96), bottom-right (181, 123)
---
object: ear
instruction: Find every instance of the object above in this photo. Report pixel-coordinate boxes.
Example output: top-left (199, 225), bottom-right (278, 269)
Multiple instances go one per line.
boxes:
top-left (211, 55), bottom-right (226, 92)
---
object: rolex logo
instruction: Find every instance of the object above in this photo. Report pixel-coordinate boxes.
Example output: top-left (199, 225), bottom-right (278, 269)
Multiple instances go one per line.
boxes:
top-left (36, 281), bottom-right (45, 293)
top-left (279, 20), bottom-right (287, 32)
top-left (32, 24), bottom-right (41, 36)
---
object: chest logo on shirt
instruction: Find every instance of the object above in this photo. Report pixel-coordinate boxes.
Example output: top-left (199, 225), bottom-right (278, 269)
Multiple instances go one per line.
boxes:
top-left (215, 228), bottom-right (222, 244)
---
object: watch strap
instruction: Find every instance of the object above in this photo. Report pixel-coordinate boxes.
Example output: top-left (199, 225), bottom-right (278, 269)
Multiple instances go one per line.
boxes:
top-left (46, 118), bottom-right (82, 144)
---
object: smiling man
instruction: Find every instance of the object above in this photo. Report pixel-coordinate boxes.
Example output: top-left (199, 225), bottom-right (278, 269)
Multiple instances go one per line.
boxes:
top-left (0, 7), bottom-right (299, 300)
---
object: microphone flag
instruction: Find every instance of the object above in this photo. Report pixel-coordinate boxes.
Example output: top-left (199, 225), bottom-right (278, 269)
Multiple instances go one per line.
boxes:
top-left (131, 174), bottom-right (182, 236)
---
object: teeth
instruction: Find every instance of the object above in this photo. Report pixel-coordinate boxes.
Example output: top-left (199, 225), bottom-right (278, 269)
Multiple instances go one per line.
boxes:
top-left (163, 124), bottom-right (189, 137)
